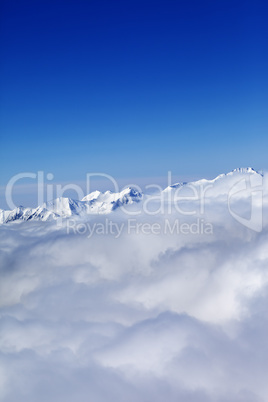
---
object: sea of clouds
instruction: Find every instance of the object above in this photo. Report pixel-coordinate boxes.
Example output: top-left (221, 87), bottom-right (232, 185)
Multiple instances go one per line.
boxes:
top-left (1, 183), bottom-right (268, 402)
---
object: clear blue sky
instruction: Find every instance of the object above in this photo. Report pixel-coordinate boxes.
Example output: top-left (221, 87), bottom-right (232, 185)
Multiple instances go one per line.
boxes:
top-left (1, 0), bottom-right (267, 188)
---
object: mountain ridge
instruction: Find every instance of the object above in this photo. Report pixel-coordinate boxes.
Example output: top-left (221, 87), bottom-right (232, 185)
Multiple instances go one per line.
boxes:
top-left (0, 168), bottom-right (264, 225)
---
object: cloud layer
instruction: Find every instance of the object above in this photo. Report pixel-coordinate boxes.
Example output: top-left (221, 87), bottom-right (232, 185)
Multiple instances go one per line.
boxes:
top-left (0, 194), bottom-right (268, 401)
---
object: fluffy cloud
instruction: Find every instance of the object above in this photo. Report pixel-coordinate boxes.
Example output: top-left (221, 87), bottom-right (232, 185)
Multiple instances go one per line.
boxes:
top-left (0, 193), bottom-right (268, 401)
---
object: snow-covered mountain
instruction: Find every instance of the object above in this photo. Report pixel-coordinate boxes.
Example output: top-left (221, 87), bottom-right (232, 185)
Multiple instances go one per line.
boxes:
top-left (82, 187), bottom-right (142, 210)
top-left (163, 167), bottom-right (263, 197)
top-left (0, 187), bottom-right (143, 224)
top-left (0, 168), bottom-right (264, 224)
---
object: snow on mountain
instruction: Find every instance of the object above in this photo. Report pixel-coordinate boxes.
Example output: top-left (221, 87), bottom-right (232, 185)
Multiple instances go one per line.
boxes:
top-left (43, 197), bottom-right (89, 217)
top-left (163, 167), bottom-right (263, 198)
top-left (1, 206), bottom-right (59, 224)
top-left (27, 206), bottom-right (60, 222)
top-left (82, 187), bottom-right (142, 206)
top-left (0, 187), bottom-right (143, 224)
top-left (0, 208), bottom-right (13, 224)
top-left (4, 206), bottom-right (33, 224)
top-left (0, 169), bottom-right (264, 224)
top-left (82, 190), bottom-right (101, 202)
top-left (82, 187), bottom-right (143, 213)
top-left (193, 167), bottom-right (262, 186)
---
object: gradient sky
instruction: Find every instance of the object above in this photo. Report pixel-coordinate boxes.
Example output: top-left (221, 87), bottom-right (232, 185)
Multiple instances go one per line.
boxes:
top-left (0, 0), bottom-right (268, 193)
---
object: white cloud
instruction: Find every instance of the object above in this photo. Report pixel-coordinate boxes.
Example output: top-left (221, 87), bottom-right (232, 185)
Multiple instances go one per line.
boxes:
top-left (0, 195), bottom-right (268, 401)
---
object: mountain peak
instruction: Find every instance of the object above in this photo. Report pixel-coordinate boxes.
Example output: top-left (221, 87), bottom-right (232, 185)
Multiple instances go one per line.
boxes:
top-left (229, 167), bottom-right (261, 175)
top-left (0, 168), bottom-right (264, 225)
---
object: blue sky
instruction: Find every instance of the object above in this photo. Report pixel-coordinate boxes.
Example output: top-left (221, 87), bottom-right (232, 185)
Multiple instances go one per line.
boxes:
top-left (0, 0), bottom-right (267, 197)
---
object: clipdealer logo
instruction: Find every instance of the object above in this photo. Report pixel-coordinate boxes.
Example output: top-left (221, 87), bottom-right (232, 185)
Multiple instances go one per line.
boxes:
top-left (3, 170), bottom-right (264, 233)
